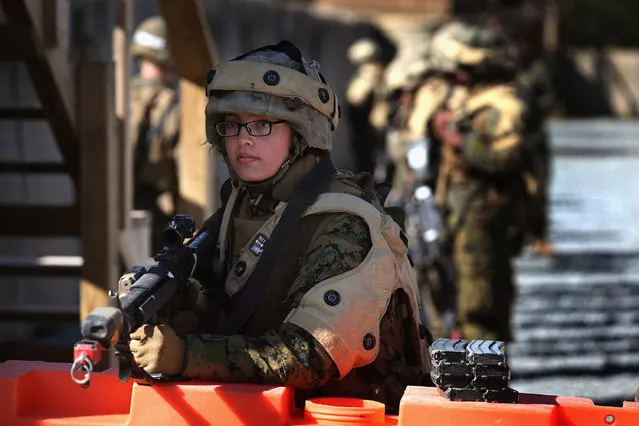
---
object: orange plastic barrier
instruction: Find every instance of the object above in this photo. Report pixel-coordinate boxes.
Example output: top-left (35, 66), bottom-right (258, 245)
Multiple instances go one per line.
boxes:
top-left (1, 360), bottom-right (639, 425)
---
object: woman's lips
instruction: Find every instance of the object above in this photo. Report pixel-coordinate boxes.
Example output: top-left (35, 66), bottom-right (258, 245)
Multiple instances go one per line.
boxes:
top-left (237, 153), bottom-right (259, 164)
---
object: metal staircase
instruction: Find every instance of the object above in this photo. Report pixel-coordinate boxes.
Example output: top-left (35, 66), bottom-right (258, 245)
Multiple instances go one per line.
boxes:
top-left (0, 0), bottom-right (81, 361)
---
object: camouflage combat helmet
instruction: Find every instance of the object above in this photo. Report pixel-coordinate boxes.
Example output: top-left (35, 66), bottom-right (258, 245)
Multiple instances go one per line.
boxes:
top-left (385, 51), bottom-right (432, 96)
top-left (204, 41), bottom-right (340, 185)
top-left (131, 16), bottom-right (171, 66)
top-left (347, 38), bottom-right (382, 65)
top-left (429, 21), bottom-right (515, 74)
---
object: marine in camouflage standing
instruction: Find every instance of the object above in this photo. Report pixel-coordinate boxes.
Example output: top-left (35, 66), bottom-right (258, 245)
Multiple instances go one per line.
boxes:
top-left (346, 38), bottom-right (388, 174)
top-left (121, 41), bottom-right (432, 413)
top-left (402, 65), bottom-right (468, 340)
top-left (411, 22), bottom-right (529, 341)
top-left (130, 16), bottom-right (180, 250)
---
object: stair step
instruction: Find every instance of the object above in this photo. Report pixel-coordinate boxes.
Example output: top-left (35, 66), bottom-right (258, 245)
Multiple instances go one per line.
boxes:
top-left (0, 304), bottom-right (78, 322)
top-left (0, 24), bottom-right (35, 61)
top-left (0, 107), bottom-right (45, 119)
top-left (0, 255), bottom-right (82, 275)
top-left (0, 162), bottom-right (68, 174)
top-left (1, 206), bottom-right (80, 236)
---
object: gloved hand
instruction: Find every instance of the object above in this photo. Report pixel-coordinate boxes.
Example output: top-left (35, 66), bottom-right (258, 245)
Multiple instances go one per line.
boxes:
top-left (130, 324), bottom-right (186, 376)
top-left (170, 311), bottom-right (199, 335)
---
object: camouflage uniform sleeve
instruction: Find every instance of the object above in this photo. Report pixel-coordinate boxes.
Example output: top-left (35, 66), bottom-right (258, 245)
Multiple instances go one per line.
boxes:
top-left (183, 213), bottom-right (372, 387)
top-left (460, 106), bottom-right (524, 174)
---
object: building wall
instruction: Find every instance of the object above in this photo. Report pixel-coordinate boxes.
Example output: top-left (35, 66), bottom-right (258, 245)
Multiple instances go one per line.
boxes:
top-left (315, 0), bottom-right (452, 15)
top-left (557, 48), bottom-right (639, 118)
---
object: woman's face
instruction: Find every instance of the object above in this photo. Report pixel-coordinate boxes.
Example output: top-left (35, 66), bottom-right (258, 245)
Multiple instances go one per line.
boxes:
top-left (222, 112), bottom-right (292, 182)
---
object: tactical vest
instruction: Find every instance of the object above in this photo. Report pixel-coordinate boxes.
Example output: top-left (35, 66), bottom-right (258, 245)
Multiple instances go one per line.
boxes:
top-left (213, 173), bottom-right (431, 407)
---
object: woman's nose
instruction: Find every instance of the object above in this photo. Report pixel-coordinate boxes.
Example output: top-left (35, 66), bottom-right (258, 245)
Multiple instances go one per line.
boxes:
top-left (238, 126), bottom-right (254, 145)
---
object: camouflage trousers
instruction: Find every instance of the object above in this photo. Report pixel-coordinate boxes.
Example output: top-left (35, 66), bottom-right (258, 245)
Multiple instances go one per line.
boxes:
top-left (452, 212), bottom-right (515, 342)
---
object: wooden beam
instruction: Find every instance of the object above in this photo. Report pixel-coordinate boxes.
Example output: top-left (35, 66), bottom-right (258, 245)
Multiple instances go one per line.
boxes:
top-left (0, 0), bottom-right (79, 187)
top-left (175, 80), bottom-right (215, 227)
top-left (156, 0), bottom-right (219, 84)
top-left (157, 0), bottom-right (221, 224)
top-left (78, 61), bottom-right (119, 322)
top-left (0, 206), bottom-right (80, 236)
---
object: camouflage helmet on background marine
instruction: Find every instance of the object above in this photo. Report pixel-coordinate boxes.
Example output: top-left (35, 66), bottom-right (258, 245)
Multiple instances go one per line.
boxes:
top-left (204, 41), bottom-right (340, 184)
top-left (429, 20), bottom-right (516, 75)
top-left (347, 38), bottom-right (383, 65)
top-left (131, 16), bottom-right (172, 66)
top-left (384, 52), bottom-right (433, 97)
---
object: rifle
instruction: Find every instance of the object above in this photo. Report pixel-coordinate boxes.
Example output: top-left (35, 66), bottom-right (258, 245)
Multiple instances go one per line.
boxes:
top-left (70, 214), bottom-right (213, 388)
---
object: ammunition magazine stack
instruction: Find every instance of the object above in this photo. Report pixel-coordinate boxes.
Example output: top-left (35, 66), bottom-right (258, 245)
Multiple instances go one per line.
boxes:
top-left (429, 338), bottom-right (519, 403)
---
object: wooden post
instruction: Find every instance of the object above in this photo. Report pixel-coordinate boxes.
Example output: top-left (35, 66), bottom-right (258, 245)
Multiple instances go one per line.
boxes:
top-left (113, 0), bottom-right (132, 230)
top-left (543, 0), bottom-right (560, 62)
top-left (157, 0), bottom-right (220, 226)
top-left (74, 0), bottom-right (119, 322)
top-left (78, 61), bottom-right (119, 321)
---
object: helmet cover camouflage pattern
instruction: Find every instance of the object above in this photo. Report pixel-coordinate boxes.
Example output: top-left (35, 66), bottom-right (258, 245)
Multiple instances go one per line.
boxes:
top-left (131, 16), bottom-right (172, 66)
top-left (429, 21), bottom-right (515, 74)
top-left (205, 41), bottom-right (339, 154)
top-left (347, 38), bottom-right (382, 65)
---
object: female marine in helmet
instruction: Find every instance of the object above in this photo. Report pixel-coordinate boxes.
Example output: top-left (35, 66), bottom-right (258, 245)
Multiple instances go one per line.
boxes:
top-left (125, 41), bottom-right (431, 411)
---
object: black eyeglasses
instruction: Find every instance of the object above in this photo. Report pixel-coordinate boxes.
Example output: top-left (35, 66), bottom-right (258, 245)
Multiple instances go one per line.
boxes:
top-left (215, 120), bottom-right (286, 137)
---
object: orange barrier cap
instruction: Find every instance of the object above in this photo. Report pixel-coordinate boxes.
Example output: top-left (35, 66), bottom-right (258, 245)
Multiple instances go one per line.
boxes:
top-left (304, 397), bottom-right (386, 424)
